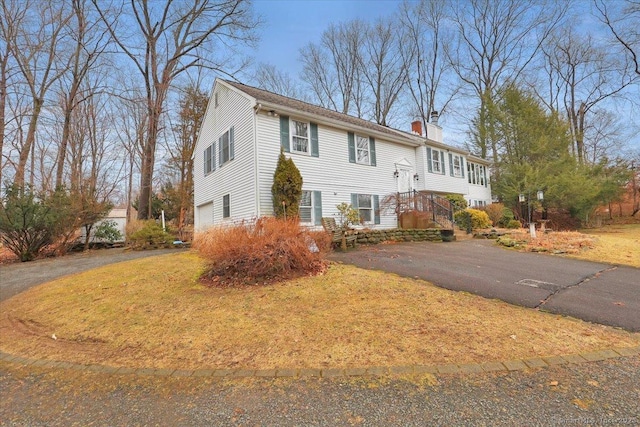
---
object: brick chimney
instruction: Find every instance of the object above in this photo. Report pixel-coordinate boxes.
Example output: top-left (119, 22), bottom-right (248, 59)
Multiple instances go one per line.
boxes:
top-left (411, 120), bottom-right (422, 136)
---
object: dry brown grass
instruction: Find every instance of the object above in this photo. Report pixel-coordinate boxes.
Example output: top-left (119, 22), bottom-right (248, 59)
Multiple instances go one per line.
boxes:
top-left (1, 252), bottom-right (637, 370)
top-left (571, 224), bottom-right (640, 267)
top-left (500, 224), bottom-right (640, 268)
top-left (193, 218), bottom-right (331, 286)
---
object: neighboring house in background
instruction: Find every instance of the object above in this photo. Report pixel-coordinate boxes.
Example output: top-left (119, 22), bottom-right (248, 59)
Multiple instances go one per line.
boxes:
top-left (78, 208), bottom-right (127, 244)
top-left (193, 79), bottom-right (492, 231)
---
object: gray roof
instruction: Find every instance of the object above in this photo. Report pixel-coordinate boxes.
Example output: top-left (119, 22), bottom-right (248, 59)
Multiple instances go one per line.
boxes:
top-left (223, 80), bottom-right (418, 143)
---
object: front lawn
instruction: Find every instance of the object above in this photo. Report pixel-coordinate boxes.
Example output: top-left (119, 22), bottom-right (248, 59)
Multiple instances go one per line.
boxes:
top-left (0, 252), bottom-right (637, 370)
top-left (497, 224), bottom-right (640, 268)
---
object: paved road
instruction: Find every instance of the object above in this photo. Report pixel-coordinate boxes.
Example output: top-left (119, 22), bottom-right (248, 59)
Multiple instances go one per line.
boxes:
top-left (0, 248), bottom-right (177, 302)
top-left (330, 239), bottom-right (640, 332)
top-left (1, 355), bottom-right (639, 426)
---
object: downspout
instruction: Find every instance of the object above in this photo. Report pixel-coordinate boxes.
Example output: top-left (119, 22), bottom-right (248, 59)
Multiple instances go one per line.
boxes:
top-left (253, 103), bottom-right (262, 218)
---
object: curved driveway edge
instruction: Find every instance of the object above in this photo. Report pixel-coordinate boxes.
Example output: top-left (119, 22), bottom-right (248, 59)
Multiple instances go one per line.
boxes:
top-left (0, 248), bottom-right (178, 302)
top-left (1, 346), bottom-right (639, 380)
top-left (330, 240), bottom-right (640, 332)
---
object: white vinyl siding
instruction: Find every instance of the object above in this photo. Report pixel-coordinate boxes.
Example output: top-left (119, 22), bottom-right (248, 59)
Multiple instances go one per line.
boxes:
top-left (193, 81), bottom-right (256, 229)
top-left (258, 114), bottom-right (404, 229)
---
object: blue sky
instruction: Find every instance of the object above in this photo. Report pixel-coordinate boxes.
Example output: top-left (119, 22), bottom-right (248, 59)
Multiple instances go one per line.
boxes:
top-left (242, 0), bottom-right (639, 152)
top-left (250, 0), bottom-right (400, 77)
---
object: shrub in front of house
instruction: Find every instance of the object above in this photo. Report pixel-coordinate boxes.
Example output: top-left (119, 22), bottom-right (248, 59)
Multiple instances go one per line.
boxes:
top-left (482, 203), bottom-right (505, 226)
top-left (128, 220), bottom-right (173, 250)
top-left (445, 194), bottom-right (468, 212)
top-left (194, 217), bottom-right (331, 286)
top-left (454, 208), bottom-right (492, 231)
top-left (505, 219), bottom-right (522, 229)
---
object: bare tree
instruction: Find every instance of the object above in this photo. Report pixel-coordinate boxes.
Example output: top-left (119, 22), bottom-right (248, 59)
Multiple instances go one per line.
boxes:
top-left (5, 0), bottom-right (72, 187)
top-left (253, 63), bottom-right (307, 100)
top-left (114, 90), bottom-right (147, 223)
top-left (54, 0), bottom-right (109, 188)
top-left (398, 0), bottom-right (455, 129)
top-left (595, 0), bottom-right (640, 77)
top-left (449, 0), bottom-right (566, 161)
top-left (359, 18), bottom-right (407, 126)
top-left (300, 20), bottom-right (366, 116)
top-left (92, 0), bottom-right (258, 220)
top-left (162, 83), bottom-right (208, 239)
top-left (541, 27), bottom-right (636, 164)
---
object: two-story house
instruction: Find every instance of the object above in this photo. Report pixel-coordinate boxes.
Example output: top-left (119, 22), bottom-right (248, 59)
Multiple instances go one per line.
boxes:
top-left (193, 79), bottom-right (492, 230)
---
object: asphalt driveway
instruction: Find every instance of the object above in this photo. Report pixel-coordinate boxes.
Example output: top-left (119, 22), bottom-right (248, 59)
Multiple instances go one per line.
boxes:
top-left (330, 239), bottom-right (640, 332)
top-left (0, 248), bottom-right (177, 302)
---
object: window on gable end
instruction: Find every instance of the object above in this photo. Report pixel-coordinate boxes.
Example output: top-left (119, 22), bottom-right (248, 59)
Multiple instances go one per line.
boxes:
top-left (218, 127), bottom-right (234, 166)
top-left (223, 194), bottom-right (230, 218)
top-left (204, 144), bottom-right (215, 174)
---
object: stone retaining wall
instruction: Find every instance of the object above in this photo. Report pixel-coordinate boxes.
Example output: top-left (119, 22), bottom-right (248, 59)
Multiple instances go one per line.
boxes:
top-left (353, 228), bottom-right (444, 244)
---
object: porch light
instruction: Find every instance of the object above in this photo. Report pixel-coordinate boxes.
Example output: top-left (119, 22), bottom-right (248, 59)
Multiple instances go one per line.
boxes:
top-left (518, 193), bottom-right (525, 203)
top-left (537, 190), bottom-right (544, 201)
top-left (413, 173), bottom-right (419, 181)
top-left (393, 170), bottom-right (399, 178)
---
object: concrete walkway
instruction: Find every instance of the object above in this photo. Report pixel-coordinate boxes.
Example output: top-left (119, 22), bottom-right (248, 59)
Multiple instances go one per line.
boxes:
top-left (330, 239), bottom-right (640, 332)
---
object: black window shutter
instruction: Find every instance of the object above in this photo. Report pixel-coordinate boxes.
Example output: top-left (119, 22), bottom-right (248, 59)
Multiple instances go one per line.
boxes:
top-left (427, 148), bottom-right (433, 173)
top-left (449, 153), bottom-right (454, 176)
top-left (348, 132), bottom-right (355, 163)
top-left (310, 122), bottom-right (319, 157)
top-left (280, 115), bottom-right (290, 152)
top-left (369, 137), bottom-right (376, 166)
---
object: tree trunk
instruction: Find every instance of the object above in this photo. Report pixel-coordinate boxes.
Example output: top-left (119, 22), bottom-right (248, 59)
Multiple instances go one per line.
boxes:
top-left (15, 98), bottom-right (43, 187)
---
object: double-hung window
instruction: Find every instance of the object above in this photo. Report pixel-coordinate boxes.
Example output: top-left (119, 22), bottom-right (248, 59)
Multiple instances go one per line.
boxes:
top-left (280, 116), bottom-right (319, 157)
top-left (348, 133), bottom-right (376, 166)
top-left (218, 127), bottom-right (234, 166)
top-left (299, 191), bottom-right (313, 223)
top-left (356, 135), bottom-right (370, 165)
top-left (467, 161), bottom-right (488, 187)
top-left (351, 193), bottom-right (380, 224)
top-left (452, 155), bottom-right (462, 177)
top-left (204, 144), bottom-right (215, 174)
top-left (298, 190), bottom-right (322, 225)
top-left (291, 120), bottom-right (309, 153)
top-left (222, 194), bottom-right (230, 218)
top-left (427, 147), bottom-right (445, 174)
top-left (432, 150), bottom-right (442, 173)
top-left (357, 194), bottom-right (373, 222)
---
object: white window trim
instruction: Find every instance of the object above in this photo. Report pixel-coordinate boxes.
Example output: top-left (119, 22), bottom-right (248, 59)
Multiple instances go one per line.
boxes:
top-left (355, 134), bottom-right (370, 165)
top-left (222, 194), bottom-right (230, 218)
top-left (299, 190), bottom-right (314, 224)
top-left (453, 155), bottom-right (463, 178)
top-left (358, 194), bottom-right (373, 223)
top-left (432, 150), bottom-right (443, 174)
top-left (290, 119), bottom-right (310, 154)
top-left (219, 127), bottom-right (232, 166)
top-left (204, 144), bottom-right (214, 175)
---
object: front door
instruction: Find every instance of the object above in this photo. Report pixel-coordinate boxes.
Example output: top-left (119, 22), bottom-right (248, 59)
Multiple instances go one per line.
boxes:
top-left (397, 168), bottom-right (412, 193)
